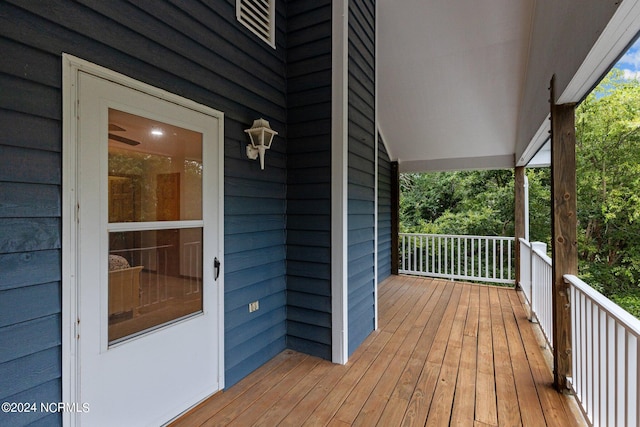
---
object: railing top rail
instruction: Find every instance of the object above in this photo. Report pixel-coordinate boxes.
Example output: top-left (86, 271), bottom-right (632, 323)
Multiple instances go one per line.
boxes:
top-left (399, 233), bottom-right (514, 241)
top-left (564, 274), bottom-right (640, 338)
top-left (531, 246), bottom-right (552, 265)
top-left (518, 237), bottom-right (532, 247)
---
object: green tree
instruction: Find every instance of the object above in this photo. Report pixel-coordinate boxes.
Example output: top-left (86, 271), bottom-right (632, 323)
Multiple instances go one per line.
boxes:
top-left (399, 172), bottom-right (461, 231)
top-left (575, 68), bottom-right (640, 315)
top-left (526, 168), bottom-right (551, 245)
top-left (400, 169), bottom-right (515, 236)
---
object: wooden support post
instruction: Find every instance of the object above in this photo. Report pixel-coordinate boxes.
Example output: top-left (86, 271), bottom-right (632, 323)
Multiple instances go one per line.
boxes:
top-left (390, 161), bottom-right (400, 275)
top-left (514, 166), bottom-right (526, 289)
top-left (550, 77), bottom-right (577, 392)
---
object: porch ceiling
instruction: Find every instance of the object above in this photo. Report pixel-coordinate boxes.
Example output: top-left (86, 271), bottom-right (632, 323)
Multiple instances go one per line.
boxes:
top-left (378, 0), bottom-right (640, 173)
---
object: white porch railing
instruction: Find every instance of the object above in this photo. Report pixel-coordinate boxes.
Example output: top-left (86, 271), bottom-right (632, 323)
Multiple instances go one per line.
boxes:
top-left (399, 233), bottom-right (514, 285)
top-left (518, 237), bottom-right (640, 427)
top-left (566, 274), bottom-right (640, 427)
top-left (519, 238), bottom-right (553, 347)
top-left (519, 239), bottom-right (532, 300)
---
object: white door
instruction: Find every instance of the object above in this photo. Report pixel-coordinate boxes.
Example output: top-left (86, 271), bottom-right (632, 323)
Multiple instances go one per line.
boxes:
top-left (75, 70), bottom-right (223, 426)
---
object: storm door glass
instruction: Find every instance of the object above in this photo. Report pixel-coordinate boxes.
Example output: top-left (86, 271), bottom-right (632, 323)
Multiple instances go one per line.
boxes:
top-left (107, 108), bottom-right (204, 343)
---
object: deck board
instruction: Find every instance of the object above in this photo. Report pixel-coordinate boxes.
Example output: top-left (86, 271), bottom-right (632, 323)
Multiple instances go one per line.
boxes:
top-left (422, 284), bottom-right (468, 426)
top-left (490, 286), bottom-right (522, 426)
top-left (475, 286), bottom-right (499, 426)
top-left (172, 276), bottom-right (585, 426)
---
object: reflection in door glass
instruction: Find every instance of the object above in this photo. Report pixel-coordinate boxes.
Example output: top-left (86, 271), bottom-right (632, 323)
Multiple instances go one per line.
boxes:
top-left (107, 109), bottom-right (203, 222)
top-left (108, 229), bottom-right (203, 343)
top-left (107, 109), bottom-right (204, 344)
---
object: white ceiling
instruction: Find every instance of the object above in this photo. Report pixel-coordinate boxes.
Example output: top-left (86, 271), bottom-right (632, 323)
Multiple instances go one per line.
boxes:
top-left (377, 0), bottom-right (640, 172)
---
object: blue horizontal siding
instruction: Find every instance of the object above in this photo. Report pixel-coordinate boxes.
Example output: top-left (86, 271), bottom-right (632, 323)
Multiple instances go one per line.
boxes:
top-left (0, 315), bottom-right (61, 364)
top-left (225, 196), bottom-right (286, 216)
top-left (288, 229), bottom-right (331, 246)
top-left (347, 0), bottom-right (376, 356)
top-left (378, 139), bottom-right (392, 282)
top-left (225, 230), bottom-right (287, 254)
top-left (0, 218), bottom-right (60, 254)
top-left (0, 33), bottom-right (74, 416)
top-left (225, 214), bottom-right (285, 235)
top-left (349, 185), bottom-right (376, 203)
top-left (0, 37), bottom-right (61, 87)
top-left (0, 251), bottom-right (60, 292)
top-left (226, 302), bottom-right (287, 349)
top-left (0, 74), bottom-right (61, 120)
top-left (226, 177), bottom-right (286, 199)
top-left (0, 145), bottom-right (60, 185)
top-left (287, 336), bottom-right (332, 360)
top-left (0, 283), bottom-right (61, 329)
top-left (0, 183), bottom-right (60, 218)
top-left (287, 245), bottom-right (331, 263)
top-left (288, 321), bottom-right (331, 345)
top-left (225, 248), bottom-right (287, 275)
top-left (288, 182), bottom-right (332, 199)
top-left (288, 214), bottom-right (332, 231)
top-left (225, 277), bottom-right (287, 312)
top-left (225, 324), bottom-right (287, 387)
top-left (0, 347), bottom-right (61, 401)
top-left (289, 270), bottom-right (331, 289)
top-left (0, 110), bottom-right (61, 152)
top-left (225, 260), bottom-right (286, 291)
top-left (288, 167), bottom-right (331, 184)
top-left (288, 306), bottom-right (331, 328)
top-left (286, 0), bottom-right (333, 360)
top-left (288, 291), bottom-right (332, 313)
top-left (288, 260), bottom-right (331, 281)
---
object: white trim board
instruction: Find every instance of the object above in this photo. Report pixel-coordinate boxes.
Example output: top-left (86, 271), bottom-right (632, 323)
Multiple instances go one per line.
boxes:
top-left (374, 0), bottom-right (380, 332)
top-left (517, 114), bottom-right (550, 167)
top-left (331, 0), bottom-right (349, 365)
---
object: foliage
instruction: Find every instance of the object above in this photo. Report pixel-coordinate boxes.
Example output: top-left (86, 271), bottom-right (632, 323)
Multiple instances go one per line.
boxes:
top-left (399, 171), bottom-right (461, 230)
top-left (400, 169), bottom-right (515, 236)
top-left (400, 167), bottom-right (551, 240)
top-left (610, 292), bottom-right (640, 318)
top-left (526, 168), bottom-right (551, 245)
top-left (575, 68), bottom-right (640, 299)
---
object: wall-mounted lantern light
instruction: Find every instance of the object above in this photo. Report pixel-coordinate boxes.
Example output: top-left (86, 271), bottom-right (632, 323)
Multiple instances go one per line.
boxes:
top-left (245, 118), bottom-right (278, 170)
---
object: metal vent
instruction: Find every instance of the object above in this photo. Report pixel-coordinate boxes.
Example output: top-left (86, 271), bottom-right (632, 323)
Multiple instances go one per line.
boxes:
top-left (237, 0), bottom-right (275, 48)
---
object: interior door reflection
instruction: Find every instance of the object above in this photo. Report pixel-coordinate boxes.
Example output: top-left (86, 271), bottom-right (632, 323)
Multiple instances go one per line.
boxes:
top-left (108, 229), bottom-right (203, 343)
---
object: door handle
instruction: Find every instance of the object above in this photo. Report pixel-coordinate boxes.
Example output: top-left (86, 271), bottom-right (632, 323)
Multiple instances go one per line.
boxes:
top-left (214, 257), bottom-right (221, 281)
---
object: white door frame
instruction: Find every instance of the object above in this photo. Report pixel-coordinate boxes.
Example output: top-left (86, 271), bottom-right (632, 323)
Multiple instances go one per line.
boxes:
top-left (61, 54), bottom-right (225, 426)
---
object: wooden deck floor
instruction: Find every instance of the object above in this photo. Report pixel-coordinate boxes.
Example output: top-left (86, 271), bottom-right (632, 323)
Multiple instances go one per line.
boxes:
top-left (172, 276), bottom-right (585, 426)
